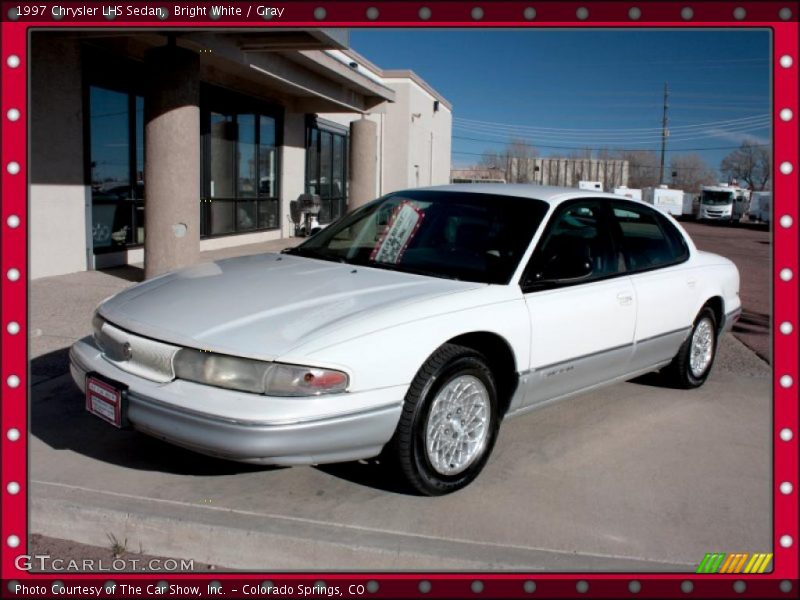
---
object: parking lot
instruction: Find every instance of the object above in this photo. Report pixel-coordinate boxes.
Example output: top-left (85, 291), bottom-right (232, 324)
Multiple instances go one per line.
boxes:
top-left (29, 223), bottom-right (772, 571)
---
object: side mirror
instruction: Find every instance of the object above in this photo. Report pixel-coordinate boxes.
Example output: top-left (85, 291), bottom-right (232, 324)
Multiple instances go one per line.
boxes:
top-left (526, 257), bottom-right (593, 289)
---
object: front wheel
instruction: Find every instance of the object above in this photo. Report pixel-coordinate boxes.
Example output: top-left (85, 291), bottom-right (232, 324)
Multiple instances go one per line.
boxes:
top-left (390, 344), bottom-right (499, 496)
top-left (662, 306), bottom-right (718, 389)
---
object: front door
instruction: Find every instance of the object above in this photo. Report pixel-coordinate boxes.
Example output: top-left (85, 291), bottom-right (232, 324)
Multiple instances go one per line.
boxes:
top-left (519, 200), bottom-right (636, 410)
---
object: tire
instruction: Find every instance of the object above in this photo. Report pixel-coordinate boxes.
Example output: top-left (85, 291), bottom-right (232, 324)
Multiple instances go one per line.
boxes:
top-left (390, 343), bottom-right (500, 496)
top-left (662, 306), bottom-right (718, 389)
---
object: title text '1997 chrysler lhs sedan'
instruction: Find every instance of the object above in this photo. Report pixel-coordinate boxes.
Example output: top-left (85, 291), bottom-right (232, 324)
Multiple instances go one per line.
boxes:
top-left (71, 185), bottom-right (741, 495)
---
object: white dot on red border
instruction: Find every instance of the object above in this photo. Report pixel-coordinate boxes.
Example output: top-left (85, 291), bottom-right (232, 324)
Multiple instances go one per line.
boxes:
top-left (6, 375), bottom-right (20, 388)
top-left (6, 162), bottom-right (20, 175)
top-left (780, 428), bottom-right (793, 442)
top-left (780, 108), bottom-right (793, 121)
top-left (780, 55), bottom-right (794, 68)
top-left (6, 55), bottom-right (21, 68)
top-left (780, 162), bottom-right (793, 175)
top-left (7, 428), bottom-right (21, 441)
top-left (780, 482), bottom-right (793, 495)
top-left (6, 108), bottom-right (20, 122)
top-left (779, 535), bottom-right (793, 548)
top-left (6, 215), bottom-right (20, 228)
top-left (780, 375), bottom-right (793, 388)
top-left (7, 322), bottom-right (20, 335)
top-left (779, 322), bottom-right (793, 335)
top-left (6, 535), bottom-right (20, 548)
top-left (780, 268), bottom-right (793, 282)
top-left (7, 268), bottom-right (20, 282)
top-left (7, 482), bottom-right (20, 495)
top-left (780, 215), bottom-right (793, 228)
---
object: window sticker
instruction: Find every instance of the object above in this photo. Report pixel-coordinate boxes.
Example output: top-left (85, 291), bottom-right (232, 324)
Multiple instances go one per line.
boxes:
top-left (370, 201), bottom-right (425, 264)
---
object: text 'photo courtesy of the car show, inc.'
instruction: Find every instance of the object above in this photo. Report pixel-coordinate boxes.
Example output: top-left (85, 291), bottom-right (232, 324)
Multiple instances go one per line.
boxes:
top-left (0, 2), bottom-right (798, 600)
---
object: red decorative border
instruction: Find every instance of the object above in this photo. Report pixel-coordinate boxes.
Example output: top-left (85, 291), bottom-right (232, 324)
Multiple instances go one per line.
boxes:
top-left (1, 2), bottom-right (798, 598)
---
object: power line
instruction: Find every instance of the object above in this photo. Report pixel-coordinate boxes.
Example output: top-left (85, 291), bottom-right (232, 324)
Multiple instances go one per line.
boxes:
top-left (453, 113), bottom-right (768, 135)
top-left (451, 139), bottom-right (769, 153)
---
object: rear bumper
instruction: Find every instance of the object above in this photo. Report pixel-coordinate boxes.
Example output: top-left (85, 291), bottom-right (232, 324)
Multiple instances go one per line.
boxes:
top-left (70, 337), bottom-right (404, 465)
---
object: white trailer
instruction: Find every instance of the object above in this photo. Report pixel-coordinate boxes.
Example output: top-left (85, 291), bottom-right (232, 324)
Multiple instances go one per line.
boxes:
top-left (748, 191), bottom-right (771, 223)
top-left (578, 180), bottom-right (603, 192)
top-left (613, 186), bottom-right (642, 201)
top-left (642, 186), bottom-right (687, 217)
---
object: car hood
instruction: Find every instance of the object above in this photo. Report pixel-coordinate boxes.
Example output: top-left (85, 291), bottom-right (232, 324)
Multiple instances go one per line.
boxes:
top-left (98, 253), bottom-right (482, 361)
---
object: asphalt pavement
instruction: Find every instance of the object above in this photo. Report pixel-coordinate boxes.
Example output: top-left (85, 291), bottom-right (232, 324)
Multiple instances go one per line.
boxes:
top-left (28, 232), bottom-right (772, 571)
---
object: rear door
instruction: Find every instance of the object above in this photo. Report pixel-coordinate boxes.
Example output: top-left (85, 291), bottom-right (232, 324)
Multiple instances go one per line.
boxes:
top-left (519, 200), bottom-right (636, 410)
top-left (608, 201), bottom-right (700, 372)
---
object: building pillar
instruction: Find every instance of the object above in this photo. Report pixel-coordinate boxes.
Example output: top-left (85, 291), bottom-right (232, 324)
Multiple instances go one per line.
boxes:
top-left (349, 117), bottom-right (378, 213)
top-left (144, 44), bottom-right (200, 279)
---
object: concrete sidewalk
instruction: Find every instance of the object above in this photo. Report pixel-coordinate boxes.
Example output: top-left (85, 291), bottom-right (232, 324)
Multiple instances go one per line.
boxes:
top-left (29, 239), bottom-right (772, 571)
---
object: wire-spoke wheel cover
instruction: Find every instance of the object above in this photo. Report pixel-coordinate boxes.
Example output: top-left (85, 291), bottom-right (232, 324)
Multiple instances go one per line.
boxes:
top-left (690, 317), bottom-right (715, 378)
top-left (424, 374), bottom-right (491, 476)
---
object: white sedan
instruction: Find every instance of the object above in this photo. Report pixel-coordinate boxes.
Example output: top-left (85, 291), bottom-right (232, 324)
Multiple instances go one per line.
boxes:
top-left (70, 184), bottom-right (741, 495)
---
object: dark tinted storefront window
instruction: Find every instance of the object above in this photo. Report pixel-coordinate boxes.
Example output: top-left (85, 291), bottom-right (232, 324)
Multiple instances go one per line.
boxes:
top-left (89, 86), bottom-right (145, 253)
top-left (306, 123), bottom-right (348, 224)
top-left (201, 94), bottom-right (281, 237)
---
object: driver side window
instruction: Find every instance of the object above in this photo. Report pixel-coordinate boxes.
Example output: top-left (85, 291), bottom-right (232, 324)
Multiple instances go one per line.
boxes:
top-left (524, 201), bottom-right (620, 289)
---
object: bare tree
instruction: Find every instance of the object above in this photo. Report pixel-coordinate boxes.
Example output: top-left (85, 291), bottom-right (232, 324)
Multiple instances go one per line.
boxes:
top-left (481, 138), bottom-right (538, 182)
top-left (720, 140), bottom-right (771, 191)
top-left (669, 153), bottom-right (718, 192)
top-left (617, 150), bottom-right (660, 189)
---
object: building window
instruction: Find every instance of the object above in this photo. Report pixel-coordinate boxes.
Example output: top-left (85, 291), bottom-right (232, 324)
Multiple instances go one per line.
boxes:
top-left (201, 93), bottom-right (281, 237)
top-left (88, 86), bottom-right (145, 253)
top-left (306, 121), bottom-right (348, 224)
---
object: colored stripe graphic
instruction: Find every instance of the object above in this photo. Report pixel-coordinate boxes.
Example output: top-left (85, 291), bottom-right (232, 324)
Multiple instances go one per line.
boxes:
top-left (698, 553), bottom-right (773, 574)
top-left (720, 553), bottom-right (737, 573)
top-left (734, 553), bottom-right (750, 573)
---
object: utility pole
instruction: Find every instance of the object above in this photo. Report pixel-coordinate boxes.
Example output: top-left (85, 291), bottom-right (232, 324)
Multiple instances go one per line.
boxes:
top-left (659, 82), bottom-right (669, 185)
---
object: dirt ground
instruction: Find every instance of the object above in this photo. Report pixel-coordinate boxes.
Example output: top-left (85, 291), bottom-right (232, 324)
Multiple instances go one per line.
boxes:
top-left (28, 534), bottom-right (224, 573)
top-left (681, 220), bottom-right (771, 362)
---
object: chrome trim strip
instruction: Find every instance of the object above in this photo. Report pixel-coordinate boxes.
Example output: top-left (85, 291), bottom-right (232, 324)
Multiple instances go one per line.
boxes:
top-left (636, 326), bottom-right (692, 345)
top-left (521, 327), bottom-right (691, 376)
top-left (533, 342), bottom-right (633, 373)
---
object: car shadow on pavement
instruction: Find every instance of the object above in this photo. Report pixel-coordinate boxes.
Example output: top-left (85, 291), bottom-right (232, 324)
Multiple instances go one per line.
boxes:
top-left (30, 348), bottom-right (278, 477)
top-left (315, 459), bottom-right (416, 495)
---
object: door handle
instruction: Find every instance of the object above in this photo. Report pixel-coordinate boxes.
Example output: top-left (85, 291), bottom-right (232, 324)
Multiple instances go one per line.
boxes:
top-left (617, 292), bottom-right (633, 306)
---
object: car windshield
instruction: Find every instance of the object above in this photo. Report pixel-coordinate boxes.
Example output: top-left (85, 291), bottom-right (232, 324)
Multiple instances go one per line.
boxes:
top-left (285, 190), bottom-right (549, 284)
top-left (702, 191), bottom-right (735, 205)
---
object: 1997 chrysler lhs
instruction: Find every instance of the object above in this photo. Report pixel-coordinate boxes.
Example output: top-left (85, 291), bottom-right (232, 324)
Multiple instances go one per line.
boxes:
top-left (71, 185), bottom-right (741, 495)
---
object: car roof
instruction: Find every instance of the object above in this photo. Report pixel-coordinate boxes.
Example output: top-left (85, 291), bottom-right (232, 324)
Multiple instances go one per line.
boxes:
top-left (414, 183), bottom-right (640, 207)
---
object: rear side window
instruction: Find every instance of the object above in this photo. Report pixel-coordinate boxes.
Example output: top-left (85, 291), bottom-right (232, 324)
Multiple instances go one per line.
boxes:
top-left (611, 202), bottom-right (689, 272)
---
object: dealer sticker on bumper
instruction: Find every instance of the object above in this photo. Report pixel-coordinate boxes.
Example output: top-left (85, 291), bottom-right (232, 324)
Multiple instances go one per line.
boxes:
top-left (85, 374), bottom-right (128, 428)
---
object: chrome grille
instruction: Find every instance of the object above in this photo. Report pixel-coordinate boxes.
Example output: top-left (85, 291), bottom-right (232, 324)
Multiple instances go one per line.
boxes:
top-left (96, 321), bottom-right (179, 383)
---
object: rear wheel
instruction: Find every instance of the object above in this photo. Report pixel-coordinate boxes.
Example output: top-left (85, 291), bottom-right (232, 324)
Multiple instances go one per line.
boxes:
top-left (663, 306), bottom-right (718, 389)
top-left (390, 344), bottom-right (499, 496)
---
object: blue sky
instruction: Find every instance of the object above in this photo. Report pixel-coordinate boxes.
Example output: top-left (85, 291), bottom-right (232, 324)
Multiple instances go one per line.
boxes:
top-left (350, 29), bottom-right (771, 173)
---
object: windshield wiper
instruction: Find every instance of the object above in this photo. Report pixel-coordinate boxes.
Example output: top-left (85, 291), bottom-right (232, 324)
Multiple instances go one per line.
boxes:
top-left (282, 246), bottom-right (348, 264)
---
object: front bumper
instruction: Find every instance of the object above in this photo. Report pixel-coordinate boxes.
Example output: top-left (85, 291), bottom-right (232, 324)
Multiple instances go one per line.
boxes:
top-left (70, 337), bottom-right (404, 465)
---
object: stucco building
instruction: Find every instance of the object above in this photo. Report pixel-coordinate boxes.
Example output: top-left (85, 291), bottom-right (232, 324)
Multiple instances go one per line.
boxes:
top-left (30, 30), bottom-right (452, 279)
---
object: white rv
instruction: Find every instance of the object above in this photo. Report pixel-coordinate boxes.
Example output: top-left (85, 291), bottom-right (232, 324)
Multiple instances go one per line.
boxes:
top-left (613, 186), bottom-right (642, 201)
top-left (642, 186), bottom-right (687, 217)
top-left (698, 184), bottom-right (750, 223)
top-left (748, 191), bottom-right (771, 224)
top-left (578, 180), bottom-right (603, 192)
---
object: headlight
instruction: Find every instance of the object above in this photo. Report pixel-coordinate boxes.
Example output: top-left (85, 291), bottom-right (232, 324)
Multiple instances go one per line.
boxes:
top-left (173, 348), bottom-right (349, 396)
